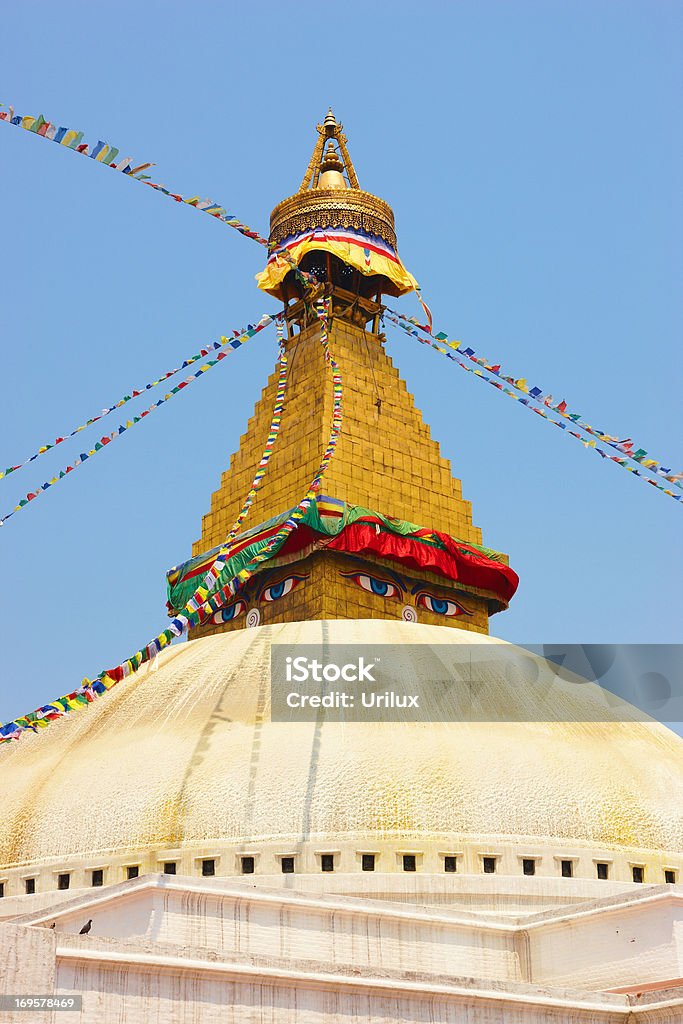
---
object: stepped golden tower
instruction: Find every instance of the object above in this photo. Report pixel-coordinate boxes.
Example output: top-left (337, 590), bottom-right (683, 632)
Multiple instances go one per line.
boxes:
top-left (171, 110), bottom-right (518, 636)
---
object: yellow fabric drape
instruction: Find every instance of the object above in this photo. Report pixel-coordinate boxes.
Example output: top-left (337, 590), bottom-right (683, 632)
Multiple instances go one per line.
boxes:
top-left (256, 230), bottom-right (418, 297)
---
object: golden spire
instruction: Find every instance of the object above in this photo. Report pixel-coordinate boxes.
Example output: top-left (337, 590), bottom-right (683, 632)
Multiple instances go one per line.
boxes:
top-left (260, 111), bottom-right (411, 301)
top-left (297, 108), bottom-right (360, 192)
top-left (318, 141), bottom-right (347, 191)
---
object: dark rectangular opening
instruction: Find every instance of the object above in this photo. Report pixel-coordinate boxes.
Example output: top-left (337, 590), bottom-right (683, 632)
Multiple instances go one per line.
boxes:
top-left (201, 859), bottom-right (215, 877)
top-left (163, 862), bottom-right (177, 875)
top-left (127, 866), bottom-right (140, 880)
top-left (402, 855), bottom-right (416, 872)
top-left (0, 882), bottom-right (5, 898)
top-left (444, 856), bottom-right (457, 873)
top-left (632, 865), bottom-right (644, 883)
top-left (57, 873), bottom-right (70, 890)
top-left (522, 859), bottom-right (536, 876)
top-left (561, 860), bottom-right (573, 878)
top-left (25, 878), bottom-right (35, 895)
top-left (91, 869), bottom-right (103, 887)
top-left (241, 856), bottom-right (255, 875)
top-left (281, 857), bottom-right (295, 874)
top-left (665, 870), bottom-right (676, 884)
top-left (596, 862), bottom-right (609, 880)
top-left (361, 854), bottom-right (375, 872)
top-left (321, 854), bottom-right (334, 872)
top-left (483, 857), bottom-right (496, 874)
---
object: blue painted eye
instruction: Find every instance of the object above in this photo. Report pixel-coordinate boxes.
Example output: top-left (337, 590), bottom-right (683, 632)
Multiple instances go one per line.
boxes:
top-left (415, 593), bottom-right (470, 617)
top-left (261, 575), bottom-right (305, 602)
top-left (343, 573), bottom-right (400, 600)
top-left (212, 599), bottom-right (247, 624)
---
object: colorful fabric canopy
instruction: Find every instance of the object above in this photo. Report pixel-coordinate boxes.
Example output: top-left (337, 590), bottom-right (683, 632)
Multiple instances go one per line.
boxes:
top-left (167, 496), bottom-right (518, 613)
top-left (256, 226), bottom-right (418, 297)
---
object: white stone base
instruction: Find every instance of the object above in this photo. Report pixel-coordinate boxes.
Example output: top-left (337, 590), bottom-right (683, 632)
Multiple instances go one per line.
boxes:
top-left (1, 874), bottom-right (682, 1022)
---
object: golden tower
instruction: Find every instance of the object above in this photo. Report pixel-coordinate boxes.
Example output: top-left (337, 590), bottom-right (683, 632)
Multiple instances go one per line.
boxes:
top-left (168, 112), bottom-right (518, 636)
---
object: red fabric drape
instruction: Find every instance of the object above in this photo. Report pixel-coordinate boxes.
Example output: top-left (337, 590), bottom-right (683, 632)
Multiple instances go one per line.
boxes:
top-left (327, 524), bottom-right (519, 604)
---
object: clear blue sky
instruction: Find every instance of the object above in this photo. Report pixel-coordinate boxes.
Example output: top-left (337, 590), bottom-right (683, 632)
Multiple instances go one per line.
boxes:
top-left (0, 1), bottom-right (681, 726)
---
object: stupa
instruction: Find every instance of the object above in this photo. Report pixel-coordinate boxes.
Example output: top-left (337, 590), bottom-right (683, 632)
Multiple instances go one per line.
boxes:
top-left (168, 109), bottom-right (517, 639)
top-left (0, 111), bottom-right (681, 1023)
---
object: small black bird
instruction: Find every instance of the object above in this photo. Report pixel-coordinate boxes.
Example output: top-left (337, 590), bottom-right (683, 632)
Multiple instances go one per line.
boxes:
top-left (78, 919), bottom-right (92, 935)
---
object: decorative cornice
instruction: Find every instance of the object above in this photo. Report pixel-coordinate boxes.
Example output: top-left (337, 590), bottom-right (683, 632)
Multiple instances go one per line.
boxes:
top-left (269, 189), bottom-right (397, 250)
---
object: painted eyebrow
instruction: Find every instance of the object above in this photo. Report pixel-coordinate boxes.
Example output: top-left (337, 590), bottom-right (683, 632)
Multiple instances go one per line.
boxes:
top-left (409, 580), bottom-right (463, 597)
top-left (339, 559), bottom-right (463, 601)
top-left (254, 572), bottom-right (309, 599)
top-left (340, 568), bottom-right (406, 593)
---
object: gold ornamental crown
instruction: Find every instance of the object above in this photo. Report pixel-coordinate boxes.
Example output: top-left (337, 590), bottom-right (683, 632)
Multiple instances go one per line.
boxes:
top-left (268, 109), bottom-right (398, 251)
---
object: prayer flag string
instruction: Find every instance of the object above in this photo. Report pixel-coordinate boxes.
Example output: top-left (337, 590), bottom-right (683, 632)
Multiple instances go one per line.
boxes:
top-left (387, 307), bottom-right (682, 492)
top-left (385, 311), bottom-right (681, 504)
top-left (0, 105), bottom-right (269, 246)
top-left (0, 103), bottom-right (317, 293)
top-left (0, 300), bottom-right (342, 744)
top-left (190, 300), bottom-right (342, 625)
top-left (134, 298), bottom-right (340, 659)
top-left (0, 315), bottom-right (276, 526)
top-left (187, 318), bottom-right (291, 610)
top-left (1, 317), bottom-right (274, 485)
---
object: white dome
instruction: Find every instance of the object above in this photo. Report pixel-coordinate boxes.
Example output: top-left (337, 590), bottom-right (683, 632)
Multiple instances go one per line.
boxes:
top-left (1, 621), bottom-right (682, 886)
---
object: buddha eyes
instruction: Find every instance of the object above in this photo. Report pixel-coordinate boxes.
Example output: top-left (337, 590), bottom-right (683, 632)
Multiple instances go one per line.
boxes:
top-left (212, 598), bottom-right (247, 624)
top-left (343, 572), bottom-right (401, 600)
top-left (340, 569), bottom-right (471, 616)
top-left (260, 575), bottom-right (306, 602)
top-left (209, 574), bottom-right (307, 621)
top-left (415, 593), bottom-right (470, 617)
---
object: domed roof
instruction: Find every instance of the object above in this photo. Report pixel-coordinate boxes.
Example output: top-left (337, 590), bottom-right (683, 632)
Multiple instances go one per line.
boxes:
top-left (2, 621), bottom-right (682, 874)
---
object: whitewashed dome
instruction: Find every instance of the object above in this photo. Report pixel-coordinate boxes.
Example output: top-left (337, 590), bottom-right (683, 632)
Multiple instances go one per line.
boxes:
top-left (1, 621), bottom-right (682, 885)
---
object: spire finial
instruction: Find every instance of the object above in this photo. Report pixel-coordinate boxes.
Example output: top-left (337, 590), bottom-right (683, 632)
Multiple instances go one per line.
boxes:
top-left (298, 110), bottom-right (360, 193)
